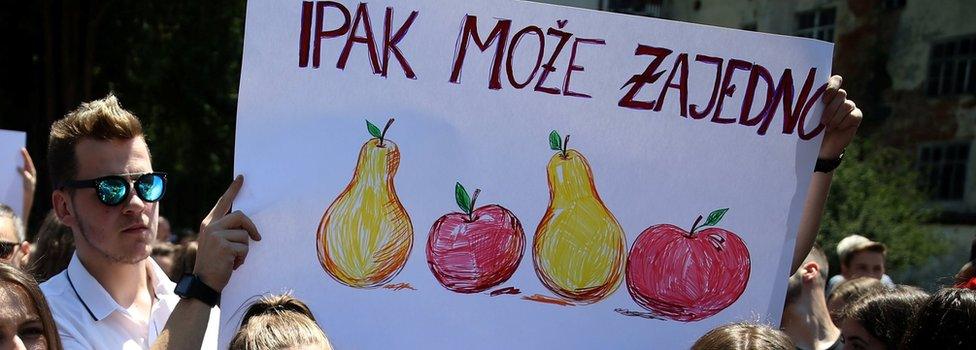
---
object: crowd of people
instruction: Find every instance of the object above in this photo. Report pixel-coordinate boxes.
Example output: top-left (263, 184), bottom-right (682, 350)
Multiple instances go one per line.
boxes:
top-left (0, 75), bottom-right (973, 349)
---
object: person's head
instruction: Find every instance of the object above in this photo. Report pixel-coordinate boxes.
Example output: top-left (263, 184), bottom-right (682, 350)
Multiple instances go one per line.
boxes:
top-left (785, 247), bottom-right (829, 304)
top-left (836, 235), bottom-right (886, 280)
top-left (0, 204), bottom-right (30, 269)
top-left (839, 286), bottom-right (928, 350)
top-left (156, 216), bottom-right (171, 243)
top-left (827, 277), bottom-right (885, 323)
top-left (150, 242), bottom-right (175, 276)
top-left (25, 211), bottom-right (75, 283)
top-left (229, 294), bottom-right (333, 350)
top-left (0, 263), bottom-right (62, 350)
top-left (899, 287), bottom-right (976, 349)
top-left (692, 322), bottom-right (794, 350)
top-left (48, 94), bottom-right (165, 267)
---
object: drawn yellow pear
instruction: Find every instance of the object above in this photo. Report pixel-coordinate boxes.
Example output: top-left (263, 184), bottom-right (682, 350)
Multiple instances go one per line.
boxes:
top-left (317, 118), bottom-right (413, 288)
top-left (533, 130), bottom-right (626, 304)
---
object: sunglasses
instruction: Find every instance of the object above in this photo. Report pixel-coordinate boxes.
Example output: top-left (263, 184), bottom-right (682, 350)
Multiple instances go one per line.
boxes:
top-left (0, 241), bottom-right (18, 260)
top-left (62, 172), bottom-right (168, 206)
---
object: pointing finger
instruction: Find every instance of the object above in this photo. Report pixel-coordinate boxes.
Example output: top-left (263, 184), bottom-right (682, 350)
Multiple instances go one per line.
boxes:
top-left (202, 175), bottom-right (244, 232)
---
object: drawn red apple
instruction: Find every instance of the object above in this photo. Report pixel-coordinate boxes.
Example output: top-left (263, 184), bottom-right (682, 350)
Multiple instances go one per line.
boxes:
top-left (426, 183), bottom-right (525, 293)
top-left (626, 208), bottom-right (750, 322)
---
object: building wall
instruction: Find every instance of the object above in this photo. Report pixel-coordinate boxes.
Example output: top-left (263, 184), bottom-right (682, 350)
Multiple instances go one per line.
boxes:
top-left (528, 0), bottom-right (603, 10)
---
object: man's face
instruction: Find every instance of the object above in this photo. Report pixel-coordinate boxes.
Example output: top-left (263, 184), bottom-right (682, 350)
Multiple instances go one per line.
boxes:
top-left (843, 251), bottom-right (885, 280)
top-left (55, 137), bottom-right (158, 265)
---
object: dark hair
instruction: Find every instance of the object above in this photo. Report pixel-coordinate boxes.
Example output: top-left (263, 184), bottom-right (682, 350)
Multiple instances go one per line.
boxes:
top-left (828, 277), bottom-right (885, 306)
top-left (47, 93), bottom-right (144, 187)
top-left (0, 263), bottom-right (63, 350)
top-left (168, 241), bottom-right (197, 282)
top-left (900, 288), bottom-right (976, 349)
top-left (842, 286), bottom-right (928, 348)
top-left (692, 322), bottom-right (795, 350)
top-left (26, 210), bottom-right (75, 283)
top-left (229, 294), bottom-right (331, 349)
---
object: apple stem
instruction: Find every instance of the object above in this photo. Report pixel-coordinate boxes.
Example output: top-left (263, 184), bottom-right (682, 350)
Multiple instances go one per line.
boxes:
top-left (379, 118), bottom-right (395, 146)
top-left (561, 134), bottom-right (571, 158)
top-left (689, 214), bottom-right (704, 236)
top-left (469, 189), bottom-right (481, 221)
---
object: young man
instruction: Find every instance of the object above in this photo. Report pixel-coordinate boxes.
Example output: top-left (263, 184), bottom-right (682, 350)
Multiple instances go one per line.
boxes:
top-left (782, 247), bottom-right (841, 350)
top-left (0, 204), bottom-right (30, 268)
top-left (40, 94), bottom-right (260, 349)
top-left (826, 234), bottom-right (893, 293)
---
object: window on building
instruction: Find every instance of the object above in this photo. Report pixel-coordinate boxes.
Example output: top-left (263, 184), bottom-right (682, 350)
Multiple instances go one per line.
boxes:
top-left (883, 0), bottom-right (906, 10)
top-left (927, 35), bottom-right (976, 96)
top-left (918, 142), bottom-right (971, 200)
top-left (795, 8), bottom-right (836, 42)
top-left (608, 0), bottom-right (664, 18)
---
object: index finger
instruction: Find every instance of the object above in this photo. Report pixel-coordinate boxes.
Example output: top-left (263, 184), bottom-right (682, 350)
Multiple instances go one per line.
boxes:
top-left (203, 175), bottom-right (244, 228)
top-left (20, 148), bottom-right (35, 174)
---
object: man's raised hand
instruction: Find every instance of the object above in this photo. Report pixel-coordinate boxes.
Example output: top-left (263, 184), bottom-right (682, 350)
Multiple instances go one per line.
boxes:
top-left (194, 175), bottom-right (262, 292)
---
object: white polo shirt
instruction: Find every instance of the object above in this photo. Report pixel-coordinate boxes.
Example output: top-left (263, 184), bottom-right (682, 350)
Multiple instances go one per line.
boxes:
top-left (41, 254), bottom-right (219, 349)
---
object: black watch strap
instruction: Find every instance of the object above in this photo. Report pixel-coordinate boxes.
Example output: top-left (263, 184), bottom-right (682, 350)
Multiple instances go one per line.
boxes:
top-left (175, 274), bottom-right (220, 307)
top-left (814, 153), bottom-right (844, 173)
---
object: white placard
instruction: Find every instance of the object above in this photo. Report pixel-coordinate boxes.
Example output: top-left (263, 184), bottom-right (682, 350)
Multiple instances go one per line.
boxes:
top-left (0, 130), bottom-right (25, 218)
top-left (227, 0), bottom-right (833, 348)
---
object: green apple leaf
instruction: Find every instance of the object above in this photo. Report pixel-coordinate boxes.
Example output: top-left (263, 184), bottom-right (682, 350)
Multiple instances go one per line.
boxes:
top-left (366, 120), bottom-right (382, 138)
top-left (549, 130), bottom-right (562, 151)
top-left (701, 208), bottom-right (729, 228)
top-left (455, 182), bottom-right (472, 214)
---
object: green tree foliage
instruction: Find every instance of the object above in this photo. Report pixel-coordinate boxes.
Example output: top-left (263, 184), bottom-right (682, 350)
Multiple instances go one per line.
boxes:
top-left (89, 3), bottom-right (246, 234)
top-left (0, 2), bottom-right (247, 235)
top-left (817, 138), bottom-right (945, 284)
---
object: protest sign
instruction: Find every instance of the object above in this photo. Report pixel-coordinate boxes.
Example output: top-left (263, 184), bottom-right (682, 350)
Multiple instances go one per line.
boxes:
top-left (227, 0), bottom-right (833, 347)
top-left (0, 130), bottom-right (25, 217)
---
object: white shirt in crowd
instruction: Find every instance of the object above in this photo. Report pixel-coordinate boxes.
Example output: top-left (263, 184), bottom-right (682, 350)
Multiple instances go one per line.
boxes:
top-left (40, 254), bottom-right (219, 349)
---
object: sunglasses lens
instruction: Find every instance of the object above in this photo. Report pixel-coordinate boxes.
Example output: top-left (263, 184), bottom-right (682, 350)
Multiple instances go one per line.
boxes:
top-left (97, 178), bottom-right (128, 205)
top-left (137, 174), bottom-right (165, 202)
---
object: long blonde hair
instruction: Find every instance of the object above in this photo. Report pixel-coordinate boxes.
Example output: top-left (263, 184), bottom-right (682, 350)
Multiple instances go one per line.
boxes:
top-left (229, 294), bottom-right (332, 350)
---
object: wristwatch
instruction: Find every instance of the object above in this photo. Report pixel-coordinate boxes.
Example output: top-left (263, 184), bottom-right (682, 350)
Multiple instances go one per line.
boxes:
top-left (175, 274), bottom-right (220, 307)
top-left (814, 152), bottom-right (844, 173)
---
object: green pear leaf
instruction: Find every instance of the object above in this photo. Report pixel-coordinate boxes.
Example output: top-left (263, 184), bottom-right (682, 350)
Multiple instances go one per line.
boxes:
top-left (549, 130), bottom-right (562, 151)
top-left (455, 182), bottom-right (472, 214)
top-left (701, 208), bottom-right (729, 228)
top-left (366, 120), bottom-right (382, 138)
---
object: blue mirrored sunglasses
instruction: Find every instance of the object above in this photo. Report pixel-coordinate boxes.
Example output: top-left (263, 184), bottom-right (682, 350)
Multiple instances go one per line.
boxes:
top-left (61, 172), bottom-right (167, 206)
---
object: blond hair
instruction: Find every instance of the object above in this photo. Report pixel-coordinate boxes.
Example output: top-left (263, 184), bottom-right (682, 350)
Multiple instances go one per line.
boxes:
top-left (230, 294), bottom-right (332, 350)
top-left (47, 93), bottom-right (144, 187)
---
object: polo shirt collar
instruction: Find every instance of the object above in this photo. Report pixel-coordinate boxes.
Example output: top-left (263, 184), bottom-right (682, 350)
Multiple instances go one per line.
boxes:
top-left (65, 253), bottom-right (175, 322)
